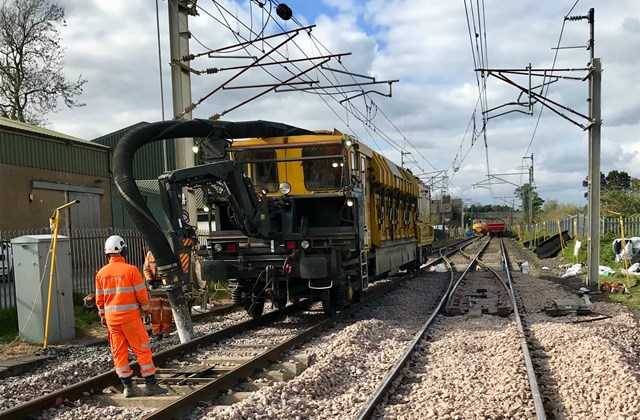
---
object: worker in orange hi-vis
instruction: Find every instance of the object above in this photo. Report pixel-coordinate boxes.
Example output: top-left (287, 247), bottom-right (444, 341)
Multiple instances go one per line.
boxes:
top-left (143, 249), bottom-right (173, 342)
top-left (95, 235), bottom-right (168, 398)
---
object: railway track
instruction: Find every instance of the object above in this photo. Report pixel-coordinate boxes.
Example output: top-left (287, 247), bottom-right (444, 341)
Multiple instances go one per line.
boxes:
top-left (0, 241), bottom-right (564, 419)
top-left (357, 235), bottom-right (548, 419)
top-left (1, 241), bottom-right (475, 420)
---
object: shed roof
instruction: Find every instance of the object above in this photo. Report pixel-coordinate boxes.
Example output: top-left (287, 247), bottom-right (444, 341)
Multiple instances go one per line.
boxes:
top-left (0, 116), bottom-right (109, 149)
top-left (93, 121), bottom-right (148, 144)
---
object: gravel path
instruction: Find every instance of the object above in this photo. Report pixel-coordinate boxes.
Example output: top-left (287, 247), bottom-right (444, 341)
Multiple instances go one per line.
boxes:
top-left (5, 238), bottom-right (640, 420)
top-left (0, 308), bottom-right (256, 413)
top-left (506, 238), bottom-right (640, 419)
top-left (188, 273), bottom-right (451, 420)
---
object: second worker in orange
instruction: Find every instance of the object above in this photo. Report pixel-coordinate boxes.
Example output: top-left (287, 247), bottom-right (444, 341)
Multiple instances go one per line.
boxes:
top-left (143, 248), bottom-right (173, 341)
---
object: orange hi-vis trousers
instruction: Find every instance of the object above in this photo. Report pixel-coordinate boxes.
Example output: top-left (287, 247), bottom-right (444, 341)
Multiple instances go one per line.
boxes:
top-left (150, 294), bottom-right (172, 336)
top-left (108, 317), bottom-right (157, 378)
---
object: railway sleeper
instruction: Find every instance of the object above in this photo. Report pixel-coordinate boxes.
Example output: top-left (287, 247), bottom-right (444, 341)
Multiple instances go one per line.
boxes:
top-left (212, 355), bottom-right (311, 407)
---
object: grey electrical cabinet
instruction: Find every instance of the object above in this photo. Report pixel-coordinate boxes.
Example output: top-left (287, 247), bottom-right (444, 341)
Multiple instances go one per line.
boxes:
top-left (11, 235), bottom-right (76, 344)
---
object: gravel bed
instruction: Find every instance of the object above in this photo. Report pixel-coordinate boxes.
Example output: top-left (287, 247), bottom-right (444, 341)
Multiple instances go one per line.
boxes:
top-left (9, 239), bottom-right (640, 420)
top-left (372, 247), bottom-right (534, 420)
top-left (187, 272), bottom-right (451, 420)
top-left (504, 238), bottom-right (640, 419)
top-left (375, 315), bottom-right (534, 419)
top-left (0, 308), bottom-right (256, 414)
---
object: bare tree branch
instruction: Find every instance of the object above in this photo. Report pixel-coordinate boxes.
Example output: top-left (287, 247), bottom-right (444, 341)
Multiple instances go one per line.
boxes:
top-left (0, 0), bottom-right (86, 125)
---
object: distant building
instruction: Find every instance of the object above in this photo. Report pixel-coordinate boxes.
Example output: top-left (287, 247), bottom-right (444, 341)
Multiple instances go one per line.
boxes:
top-left (0, 117), bottom-right (112, 230)
top-left (431, 195), bottom-right (463, 227)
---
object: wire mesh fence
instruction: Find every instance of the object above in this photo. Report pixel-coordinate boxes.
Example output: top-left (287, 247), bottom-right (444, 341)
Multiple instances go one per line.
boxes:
top-left (0, 228), bottom-right (148, 310)
top-left (1, 215), bottom-right (639, 310)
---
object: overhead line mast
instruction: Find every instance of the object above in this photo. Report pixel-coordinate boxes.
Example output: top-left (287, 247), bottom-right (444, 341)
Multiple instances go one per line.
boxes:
top-left (475, 8), bottom-right (601, 289)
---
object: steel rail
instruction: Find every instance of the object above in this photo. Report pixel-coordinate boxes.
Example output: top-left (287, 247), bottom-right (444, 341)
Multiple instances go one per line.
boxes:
top-left (354, 242), bottom-right (472, 419)
top-left (0, 305), bottom-right (299, 420)
top-left (142, 264), bottom-right (439, 419)
top-left (1, 258), bottom-right (439, 419)
top-left (444, 235), bottom-right (492, 309)
top-left (499, 238), bottom-right (547, 420)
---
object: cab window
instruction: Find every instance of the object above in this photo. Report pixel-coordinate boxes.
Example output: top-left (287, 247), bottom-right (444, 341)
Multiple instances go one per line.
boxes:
top-left (235, 149), bottom-right (278, 192)
top-left (302, 145), bottom-right (342, 190)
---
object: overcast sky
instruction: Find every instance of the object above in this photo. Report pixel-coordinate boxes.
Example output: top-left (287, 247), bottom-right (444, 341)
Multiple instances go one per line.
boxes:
top-left (47, 0), bottom-right (640, 208)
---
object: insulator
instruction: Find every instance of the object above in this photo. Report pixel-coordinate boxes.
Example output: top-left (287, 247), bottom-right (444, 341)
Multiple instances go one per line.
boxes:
top-left (276, 3), bottom-right (293, 20)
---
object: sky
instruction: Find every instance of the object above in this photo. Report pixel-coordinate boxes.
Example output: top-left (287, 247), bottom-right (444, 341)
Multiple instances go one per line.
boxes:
top-left (45, 0), bottom-right (640, 208)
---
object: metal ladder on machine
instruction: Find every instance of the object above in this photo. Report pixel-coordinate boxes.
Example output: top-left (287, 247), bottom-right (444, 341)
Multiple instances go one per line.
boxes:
top-left (360, 249), bottom-right (369, 291)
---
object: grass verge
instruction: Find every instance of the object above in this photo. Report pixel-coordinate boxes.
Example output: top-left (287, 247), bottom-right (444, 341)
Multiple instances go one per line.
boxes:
top-left (559, 233), bottom-right (640, 312)
top-left (0, 307), bottom-right (18, 341)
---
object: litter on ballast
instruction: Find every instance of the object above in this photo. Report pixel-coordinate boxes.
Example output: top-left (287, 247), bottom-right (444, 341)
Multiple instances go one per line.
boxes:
top-left (599, 265), bottom-right (615, 276)
top-left (620, 262), bottom-right (640, 276)
top-left (561, 263), bottom-right (583, 278)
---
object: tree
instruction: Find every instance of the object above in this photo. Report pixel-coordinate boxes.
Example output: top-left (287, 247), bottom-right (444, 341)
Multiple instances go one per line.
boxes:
top-left (601, 176), bottom-right (640, 216)
top-left (0, 0), bottom-right (86, 125)
top-left (603, 170), bottom-right (631, 192)
top-left (540, 200), bottom-right (582, 220)
top-left (514, 183), bottom-right (544, 223)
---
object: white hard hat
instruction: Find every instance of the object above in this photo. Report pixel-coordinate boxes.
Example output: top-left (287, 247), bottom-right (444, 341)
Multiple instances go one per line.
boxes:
top-left (104, 235), bottom-right (127, 255)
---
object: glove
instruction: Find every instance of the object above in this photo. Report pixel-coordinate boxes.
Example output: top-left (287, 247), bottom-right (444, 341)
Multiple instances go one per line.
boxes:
top-left (100, 316), bottom-right (107, 327)
top-left (144, 313), bottom-right (152, 324)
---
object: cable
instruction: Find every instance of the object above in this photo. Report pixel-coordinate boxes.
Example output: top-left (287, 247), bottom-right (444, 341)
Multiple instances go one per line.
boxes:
top-left (520, 0), bottom-right (581, 184)
top-left (189, 0), bottom-right (433, 178)
top-left (524, 0), bottom-right (581, 158)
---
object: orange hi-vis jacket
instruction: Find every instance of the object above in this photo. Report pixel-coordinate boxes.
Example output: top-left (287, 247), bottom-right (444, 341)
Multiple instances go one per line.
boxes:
top-left (143, 251), bottom-right (160, 281)
top-left (95, 256), bottom-right (151, 325)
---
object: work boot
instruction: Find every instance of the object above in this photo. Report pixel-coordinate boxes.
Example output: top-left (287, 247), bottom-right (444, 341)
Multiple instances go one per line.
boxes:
top-left (151, 335), bottom-right (162, 343)
top-left (162, 332), bottom-right (170, 339)
top-left (144, 374), bottom-right (168, 396)
top-left (121, 377), bottom-right (134, 398)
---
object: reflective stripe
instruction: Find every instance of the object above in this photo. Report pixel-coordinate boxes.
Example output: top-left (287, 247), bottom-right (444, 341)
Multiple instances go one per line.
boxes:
top-left (141, 304), bottom-right (150, 311)
top-left (95, 289), bottom-right (104, 295)
top-left (98, 309), bottom-right (105, 315)
top-left (105, 303), bottom-right (139, 312)
top-left (118, 371), bottom-right (133, 379)
top-left (149, 297), bottom-right (163, 302)
top-left (157, 263), bottom-right (177, 271)
top-left (162, 306), bottom-right (172, 310)
top-left (140, 363), bottom-right (155, 370)
top-left (116, 365), bottom-right (131, 373)
top-left (141, 370), bottom-right (156, 377)
top-left (133, 282), bottom-right (146, 291)
top-left (141, 342), bottom-right (151, 349)
top-left (102, 286), bottom-right (136, 294)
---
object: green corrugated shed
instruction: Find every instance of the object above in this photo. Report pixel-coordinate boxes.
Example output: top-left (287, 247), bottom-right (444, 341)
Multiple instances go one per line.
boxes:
top-left (93, 121), bottom-right (176, 179)
top-left (111, 181), bottom-right (168, 230)
top-left (0, 116), bottom-right (110, 177)
top-left (93, 122), bottom-right (174, 230)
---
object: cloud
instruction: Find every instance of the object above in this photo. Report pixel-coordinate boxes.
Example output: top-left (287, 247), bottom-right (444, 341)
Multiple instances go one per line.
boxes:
top-left (44, 0), bottom-right (640, 207)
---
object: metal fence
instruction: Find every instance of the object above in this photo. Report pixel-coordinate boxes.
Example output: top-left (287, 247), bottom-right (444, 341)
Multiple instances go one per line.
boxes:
top-left (0, 228), bottom-right (148, 310)
top-left (532, 214), bottom-right (589, 241)
top-left (2, 215), bottom-right (639, 310)
top-left (601, 216), bottom-right (640, 237)
top-left (518, 214), bottom-right (640, 243)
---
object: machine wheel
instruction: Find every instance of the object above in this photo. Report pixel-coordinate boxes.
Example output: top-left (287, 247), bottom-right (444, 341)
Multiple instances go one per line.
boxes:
top-left (321, 290), bottom-right (337, 318)
top-left (247, 298), bottom-right (265, 319)
top-left (292, 297), bottom-right (313, 311)
top-left (352, 287), bottom-right (363, 302)
top-left (321, 283), bottom-right (348, 318)
top-left (273, 297), bottom-right (288, 309)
